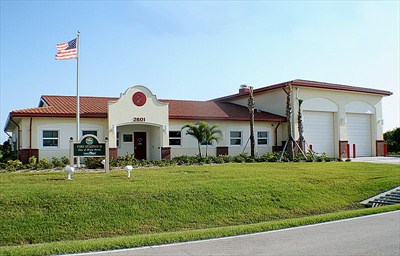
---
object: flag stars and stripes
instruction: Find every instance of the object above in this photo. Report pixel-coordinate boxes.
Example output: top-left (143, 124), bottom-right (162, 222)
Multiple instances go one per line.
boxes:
top-left (55, 38), bottom-right (77, 60)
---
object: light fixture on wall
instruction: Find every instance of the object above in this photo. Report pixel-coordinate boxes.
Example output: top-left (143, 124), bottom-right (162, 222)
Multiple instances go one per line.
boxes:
top-left (340, 117), bottom-right (347, 124)
top-left (378, 119), bottom-right (384, 125)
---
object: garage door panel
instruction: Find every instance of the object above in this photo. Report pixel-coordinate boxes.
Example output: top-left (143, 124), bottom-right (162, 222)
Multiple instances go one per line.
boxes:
top-left (347, 114), bottom-right (371, 157)
top-left (303, 111), bottom-right (335, 156)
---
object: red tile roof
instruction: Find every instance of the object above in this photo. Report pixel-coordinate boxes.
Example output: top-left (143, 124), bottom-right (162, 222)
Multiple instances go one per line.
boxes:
top-left (160, 100), bottom-right (286, 121)
top-left (9, 96), bottom-right (286, 122)
top-left (11, 96), bottom-right (118, 118)
top-left (214, 79), bottom-right (393, 101)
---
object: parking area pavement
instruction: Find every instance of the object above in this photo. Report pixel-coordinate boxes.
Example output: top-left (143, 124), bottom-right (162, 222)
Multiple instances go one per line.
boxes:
top-left (350, 156), bottom-right (400, 164)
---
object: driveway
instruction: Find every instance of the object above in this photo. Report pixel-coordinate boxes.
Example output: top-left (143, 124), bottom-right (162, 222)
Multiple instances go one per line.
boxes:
top-left (70, 211), bottom-right (400, 256)
top-left (350, 156), bottom-right (400, 164)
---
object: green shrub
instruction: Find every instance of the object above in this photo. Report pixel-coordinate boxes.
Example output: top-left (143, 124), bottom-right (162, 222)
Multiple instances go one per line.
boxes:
top-left (109, 157), bottom-right (118, 167)
top-left (52, 157), bottom-right (65, 169)
top-left (214, 155), bottom-right (225, 164)
top-left (259, 152), bottom-right (280, 162)
top-left (117, 154), bottom-right (137, 166)
top-left (6, 159), bottom-right (24, 171)
top-left (152, 160), bottom-right (175, 167)
top-left (138, 159), bottom-right (150, 167)
top-left (173, 155), bottom-right (196, 165)
top-left (233, 153), bottom-right (249, 163)
top-left (85, 157), bottom-right (104, 169)
top-left (61, 156), bottom-right (70, 165)
top-left (221, 155), bottom-right (233, 163)
top-left (26, 156), bottom-right (38, 170)
top-left (37, 157), bottom-right (52, 170)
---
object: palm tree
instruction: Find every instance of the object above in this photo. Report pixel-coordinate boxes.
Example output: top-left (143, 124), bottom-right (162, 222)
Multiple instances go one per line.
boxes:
top-left (181, 121), bottom-right (222, 158)
top-left (204, 124), bottom-right (222, 157)
top-left (181, 121), bottom-right (208, 158)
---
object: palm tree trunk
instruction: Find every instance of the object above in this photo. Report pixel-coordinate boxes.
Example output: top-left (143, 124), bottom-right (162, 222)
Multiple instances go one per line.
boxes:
top-left (198, 142), bottom-right (202, 158)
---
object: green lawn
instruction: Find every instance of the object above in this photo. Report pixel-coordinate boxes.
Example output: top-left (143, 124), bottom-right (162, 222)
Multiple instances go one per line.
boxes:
top-left (0, 162), bottom-right (399, 252)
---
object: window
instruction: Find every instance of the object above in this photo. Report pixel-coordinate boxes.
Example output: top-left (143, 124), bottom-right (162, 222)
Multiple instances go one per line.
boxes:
top-left (201, 141), bottom-right (212, 146)
top-left (230, 131), bottom-right (242, 146)
top-left (43, 130), bottom-right (59, 147)
top-left (116, 132), bottom-right (120, 147)
top-left (257, 131), bottom-right (269, 145)
top-left (82, 130), bottom-right (98, 136)
top-left (169, 131), bottom-right (181, 146)
top-left (123, 134), bottom-right (133, 142)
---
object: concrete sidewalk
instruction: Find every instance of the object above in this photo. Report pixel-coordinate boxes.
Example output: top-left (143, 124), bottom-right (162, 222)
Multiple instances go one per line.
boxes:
top-left (350, 156), bottom-right (400, 164)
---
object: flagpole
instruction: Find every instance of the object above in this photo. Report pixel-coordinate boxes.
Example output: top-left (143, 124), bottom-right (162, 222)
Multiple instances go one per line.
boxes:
top-left (76, 31), bottom-right (81, 167)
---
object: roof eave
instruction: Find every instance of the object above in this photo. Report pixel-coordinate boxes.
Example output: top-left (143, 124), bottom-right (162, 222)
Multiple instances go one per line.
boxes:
top-left (291, 80), bottom-right (393, 96)
top-left (169, 116), bottom-right (286, 122)
top-left (9, 112), bottom-right (108, 118)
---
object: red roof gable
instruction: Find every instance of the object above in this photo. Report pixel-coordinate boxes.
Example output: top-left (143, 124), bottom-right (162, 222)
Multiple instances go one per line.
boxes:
top-left (9, 96), bottom-right (286, 122)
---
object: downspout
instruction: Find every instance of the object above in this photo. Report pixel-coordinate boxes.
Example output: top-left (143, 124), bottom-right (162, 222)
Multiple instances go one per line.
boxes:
top-left (10, 118), bottom-right (21, 155)
top-left (29, 116), bottom-right (33, 157)
top-left (274, 122), bottom-right (281, 149)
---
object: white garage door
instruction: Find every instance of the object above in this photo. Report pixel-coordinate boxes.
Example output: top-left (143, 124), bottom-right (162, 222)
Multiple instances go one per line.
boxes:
top-left (303, 111), bottom-right (335, 156)
top-left (347, 113), bottom-right (372, 157)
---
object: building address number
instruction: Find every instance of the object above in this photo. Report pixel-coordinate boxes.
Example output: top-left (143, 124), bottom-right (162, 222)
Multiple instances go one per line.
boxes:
top-left (133, 117), bottom-right (146, 122)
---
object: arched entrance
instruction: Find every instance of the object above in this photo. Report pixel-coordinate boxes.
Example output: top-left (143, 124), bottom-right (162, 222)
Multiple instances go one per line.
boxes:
top-left (107, 85), bottom-right (169, 160)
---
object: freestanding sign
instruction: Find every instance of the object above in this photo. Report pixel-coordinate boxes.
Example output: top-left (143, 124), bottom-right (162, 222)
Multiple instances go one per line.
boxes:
top-left (74, 136), bottom-right (106, 156)
top-left (70, 135), bottom-right (110, 173)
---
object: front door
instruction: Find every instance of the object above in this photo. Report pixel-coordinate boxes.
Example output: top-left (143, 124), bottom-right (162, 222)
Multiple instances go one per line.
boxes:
top-left (134, 132), bottom-right (146, 160)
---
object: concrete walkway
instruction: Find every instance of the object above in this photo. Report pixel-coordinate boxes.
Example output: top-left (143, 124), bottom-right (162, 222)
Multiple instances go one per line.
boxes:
top-left (350, 156), bottom-right (400, 164)
top-left (70, 211), bottom-right (400, 256)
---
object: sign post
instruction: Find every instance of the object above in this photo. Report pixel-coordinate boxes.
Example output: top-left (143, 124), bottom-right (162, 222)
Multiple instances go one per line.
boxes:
top-left (69, 137), bottom-right (74, 167)
top-left (105, 137), bottom-right (109, 173)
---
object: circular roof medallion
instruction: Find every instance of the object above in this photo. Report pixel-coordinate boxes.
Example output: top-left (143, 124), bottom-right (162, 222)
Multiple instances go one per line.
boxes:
top-left (132, 92), bottom-right (146, 106)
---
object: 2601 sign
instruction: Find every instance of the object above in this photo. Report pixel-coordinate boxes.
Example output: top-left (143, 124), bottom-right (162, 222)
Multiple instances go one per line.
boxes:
top-left (133, 117), bottom-right (146, 122)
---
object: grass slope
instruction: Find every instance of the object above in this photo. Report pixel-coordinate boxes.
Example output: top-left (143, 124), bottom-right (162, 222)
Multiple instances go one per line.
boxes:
top-left (0, 162), bottom-right (399, 251)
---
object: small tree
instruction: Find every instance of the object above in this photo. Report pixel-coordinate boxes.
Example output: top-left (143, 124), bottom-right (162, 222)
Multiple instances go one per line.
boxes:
top-left (182, 121), bottom-right (208, 158)
top-left (204, 124), bottom-right (222, 157)
top-left (182, 121), bottom-right (222, 158)
top-left (0, 141), bottom-right (13, 162)
top-left (384, 127), bottom-right (400, 153)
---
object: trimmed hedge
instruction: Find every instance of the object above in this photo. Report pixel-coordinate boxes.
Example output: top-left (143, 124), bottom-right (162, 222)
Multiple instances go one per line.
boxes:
top-left (0, 151), bottom-right (347, 172)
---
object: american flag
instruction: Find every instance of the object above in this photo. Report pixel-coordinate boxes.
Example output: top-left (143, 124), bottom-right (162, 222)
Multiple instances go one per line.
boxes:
top-left (55, 38), bottom-right (77, 60)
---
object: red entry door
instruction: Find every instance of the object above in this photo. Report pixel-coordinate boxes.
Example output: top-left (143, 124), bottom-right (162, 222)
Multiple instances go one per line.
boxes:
top-left (134, 132), bottom-right (146, 160)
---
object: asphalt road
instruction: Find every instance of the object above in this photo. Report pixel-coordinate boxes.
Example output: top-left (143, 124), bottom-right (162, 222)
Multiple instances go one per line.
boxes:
top-left (71, 210), bottom-right (400, 256)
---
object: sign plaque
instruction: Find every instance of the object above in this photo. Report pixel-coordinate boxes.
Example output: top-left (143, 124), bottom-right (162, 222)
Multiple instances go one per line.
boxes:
top-left (73, 135), bottom-right (106, 157)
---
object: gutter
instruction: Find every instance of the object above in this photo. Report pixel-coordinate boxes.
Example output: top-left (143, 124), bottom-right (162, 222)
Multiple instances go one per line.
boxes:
top-left (4, 131), bottom-right (12, 139)
top-left (29, 116), bottom-right (32, 157)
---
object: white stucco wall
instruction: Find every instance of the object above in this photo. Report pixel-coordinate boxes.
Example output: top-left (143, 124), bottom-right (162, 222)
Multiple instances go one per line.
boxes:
top-left (16, 117), bottom-right (107, 160)
top-left (168, 119), bottom-right (278, 158)
top-left (228, 89), bottom-right (287, 116)
top-left (293, 87), bottom-right (385, 157)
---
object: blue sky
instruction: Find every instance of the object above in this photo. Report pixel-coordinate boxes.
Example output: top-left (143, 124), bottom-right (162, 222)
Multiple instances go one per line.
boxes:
top-left (1, 1), bottom-right (399, 142)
